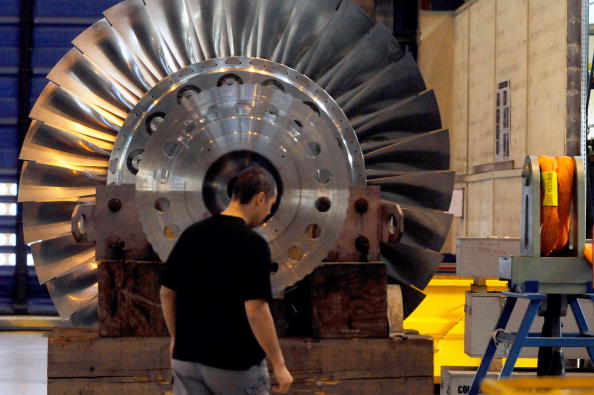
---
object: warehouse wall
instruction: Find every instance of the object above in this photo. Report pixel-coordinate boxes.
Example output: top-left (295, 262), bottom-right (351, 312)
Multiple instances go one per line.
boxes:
top-left (419, 0), bottom-right (581, 251)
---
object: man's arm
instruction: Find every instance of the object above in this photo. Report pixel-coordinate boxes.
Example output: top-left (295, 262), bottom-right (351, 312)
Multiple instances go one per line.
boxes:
top-left (160, 286), bottom-right (177, 356)
top-left (245, 299), bottom-right (293, 393)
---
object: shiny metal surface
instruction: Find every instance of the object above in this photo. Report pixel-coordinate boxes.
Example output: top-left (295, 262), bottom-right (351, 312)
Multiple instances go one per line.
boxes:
top-left (19, 162), bottom-right (105, 203)
top-left (317, 24), bottom-right (404, 98)
top-left (23, 202), bottom-right (80, 244)
top-left (136, 82), bottom-right (357, 296)
top-left (269, 0), bottom-right (341, 67)
top-left (72, 19), bottom-right (156, 97)
top-left (353, 90), bottom-right (442, 138)
top-left (145, 0), bottom-right (204, 65)
top-left (364, 129), bottom-right (451, 172)
top-left (45, 262), bottom-right (98, 318)
top-left (400, 205), bottom-right (453, 252)
top-left (104, 0), bottom-right (179, 79)
top-left (20, 121), bottom-right (110, 169)
top-left (382, 240), bottom-right (443, 290)
top-left (338, 54), bottom-right (426, 116)
top-left (295, 0), bottom-right (373, 80)
top-left (47, 48), bottom-right (136, 119)
top-left (31, 235), bottom-right (95, 284)
top-left (30, 83), bottom-right (121, 143)
top-left (21, 0), bottom-right (453, 322)
top-left (369, 170), bottom-right (455, 212)
top-left (108, 58), bottom-right (365, 187)
top-left (69, 298), bottom-right (98, 327)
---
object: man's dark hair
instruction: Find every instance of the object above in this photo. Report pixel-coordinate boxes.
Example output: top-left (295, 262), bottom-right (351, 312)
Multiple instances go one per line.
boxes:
top-left (232, 166), bottom-right (276, 204)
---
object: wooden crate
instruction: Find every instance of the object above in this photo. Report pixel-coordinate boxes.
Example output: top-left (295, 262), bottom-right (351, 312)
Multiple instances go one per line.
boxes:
top-left (274, 262), bottom-right (389, 339)
top-left (48, 329), bottom-right (433, 395)
top-left (98, 261), bottom-right (169, 337)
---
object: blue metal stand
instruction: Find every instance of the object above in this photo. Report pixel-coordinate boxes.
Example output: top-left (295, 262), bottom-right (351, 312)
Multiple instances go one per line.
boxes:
top-left (469, 292), bottom-right (594, 395)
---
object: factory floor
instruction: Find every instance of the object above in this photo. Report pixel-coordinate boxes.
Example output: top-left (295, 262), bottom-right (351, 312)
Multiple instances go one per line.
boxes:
top-left (0, 332), bottom-right (47, 394)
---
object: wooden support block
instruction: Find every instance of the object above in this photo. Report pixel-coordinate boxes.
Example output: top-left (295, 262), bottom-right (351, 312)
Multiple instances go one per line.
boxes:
top-left (275, 262), bottom-right (388, 338)
top-left (98, 261), bottom-right (168, 337)
top-left (48, 328), bottom-right (171, 379)
top-left (48, 329), bottom-right (433, 395)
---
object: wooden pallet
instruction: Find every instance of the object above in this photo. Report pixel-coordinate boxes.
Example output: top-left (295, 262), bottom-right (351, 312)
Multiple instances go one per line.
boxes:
top-left (48, 329), bottom-right (433, 394)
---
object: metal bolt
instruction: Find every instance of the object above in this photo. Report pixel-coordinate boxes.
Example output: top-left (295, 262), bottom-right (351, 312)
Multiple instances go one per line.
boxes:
top-left (108, 198), bottom-right (122, 212)
top-left (355, 199), bottom-right (369, 213)
top-left (355, 236), bottom-right (370, 253)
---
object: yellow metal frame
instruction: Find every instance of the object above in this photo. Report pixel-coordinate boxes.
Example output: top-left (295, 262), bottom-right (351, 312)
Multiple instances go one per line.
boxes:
top-left (482, 377), bottom-right (594, 394)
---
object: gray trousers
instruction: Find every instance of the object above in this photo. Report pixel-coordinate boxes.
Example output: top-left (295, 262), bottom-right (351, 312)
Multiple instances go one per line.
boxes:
top-left (171, 358), bottom-right (270, 395)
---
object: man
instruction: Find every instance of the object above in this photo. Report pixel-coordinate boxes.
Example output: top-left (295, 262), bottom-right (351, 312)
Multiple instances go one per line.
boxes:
top-left (160, 166), bottom-right (293, 394)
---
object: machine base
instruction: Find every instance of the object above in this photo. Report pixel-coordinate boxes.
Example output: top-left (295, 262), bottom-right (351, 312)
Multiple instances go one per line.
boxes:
top-left (47, 328), bottom-right (434, 395)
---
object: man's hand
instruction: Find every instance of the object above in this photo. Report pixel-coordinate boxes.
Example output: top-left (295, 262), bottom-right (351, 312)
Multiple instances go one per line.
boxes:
top-left (245, 299), bottom-right (292, 393)
top-left (169, 337), bottom-right (175, 359)
top-left (271, 363), bottom-right (293, 394)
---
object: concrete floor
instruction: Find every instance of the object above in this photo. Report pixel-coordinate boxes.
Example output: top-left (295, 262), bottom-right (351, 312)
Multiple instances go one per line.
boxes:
top-left (0, 332), bottom-right (47, 395)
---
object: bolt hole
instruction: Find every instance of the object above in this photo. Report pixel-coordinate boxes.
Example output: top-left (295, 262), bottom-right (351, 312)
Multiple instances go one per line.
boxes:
top-left (262, 79), bottom-right (285, 92)
top-left (163, 141), bottom-right (181, 158)
top-left (177, 85), bottom-right (201, 105)
top-left (306, 224), bottom-right (321, 239)
top-left (155, 168), bottom-right (171, 184)
top-left (217, 73), bottom-right (243, 87)
top-left (315, 197), bottom-right (331, 212)
top-left (307, 142), bottom-right (321, 157)
top-left (303, 101), bottom-right (320, 116)
top-left (164, 225), bottom-right (180, 240)
top-left (315, 169), bottom-right (332, 184)
top-left (154, 197), bottom-right (170, 213)
top-left (288, 245), bottom-right (305, 261)
top-left (126, 149), bottom-right (144, 175)
top-left (146, 112), bottom-right (166, 135)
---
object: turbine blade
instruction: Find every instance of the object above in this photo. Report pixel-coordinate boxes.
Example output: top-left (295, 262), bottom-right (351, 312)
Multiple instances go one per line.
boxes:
top-left (294, 0), bottom-right (373, 80)
top-left (31, 235), bottom-right (95, 284)
top-left (382, 241), bottom-right (443, 290)
top-left (104, 0), bottom-right (179, 79)
top-left (364, 130), bottom-right (450, 172)
top-left (23, 201), bottom-right (79, 244)
top-left (20, 121), bottom-right (110, 169)
top-left (18, 162), bottom-right (103, 202)
top-left (46, 262), bottom-right (98, 318)
top-left (47, 48), bottom-right (136, 119)
top-left (30, 83), bottom-right (121, 143)
top-left (72, 18), bottom-right (155, 97)
top-left (145, 0), bottom-right (204, 65)
top-left (317, 24), bottom-right (404, 98)
top-left (69, 297), bottom-right (98, 327)
top-left (244, 0), bottom-right (297, 59)
top-left (385, 265), bottom-right (426, 319)
top-left (338, 53), bottom-right (426, 115)
top-left (270, 0), bottom-right (342, 67)
top-left (399, 205), bottom-right (453, 252)
top-left (369, 170), bottom-right (455, 211)
top-left (353, 90), bottom-right (441, 139)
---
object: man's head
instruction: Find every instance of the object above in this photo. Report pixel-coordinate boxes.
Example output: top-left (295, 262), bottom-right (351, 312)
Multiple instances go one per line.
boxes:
top-left (230, 166), bottom-right (277, 227)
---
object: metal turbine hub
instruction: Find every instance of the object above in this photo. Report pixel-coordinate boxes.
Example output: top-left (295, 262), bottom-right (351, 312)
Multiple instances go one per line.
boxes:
top-left (19, 0), bottom-right (455, 325)
top-left (129, 58), bottom-right (364, 295)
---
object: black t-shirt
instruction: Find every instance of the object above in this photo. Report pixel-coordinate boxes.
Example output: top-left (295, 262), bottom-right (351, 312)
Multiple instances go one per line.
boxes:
top-left (160, 214), bottom-right (273, 370)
